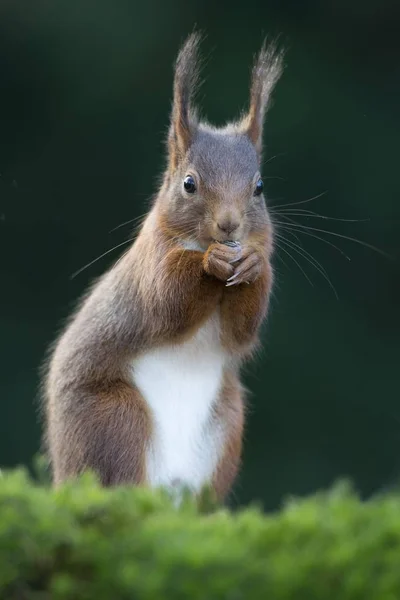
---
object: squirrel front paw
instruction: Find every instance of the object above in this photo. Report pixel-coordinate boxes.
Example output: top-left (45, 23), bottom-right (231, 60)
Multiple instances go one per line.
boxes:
top-left (225, 245), bottom-right (264, 287)
top-left (203, 242), bottom-right (242, 282)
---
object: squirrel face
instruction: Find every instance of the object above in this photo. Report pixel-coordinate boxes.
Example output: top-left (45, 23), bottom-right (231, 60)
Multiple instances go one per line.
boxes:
top-left (163, 127), bottom-right (271, 248)
top-left (158, 33), bottom-right (283, 251)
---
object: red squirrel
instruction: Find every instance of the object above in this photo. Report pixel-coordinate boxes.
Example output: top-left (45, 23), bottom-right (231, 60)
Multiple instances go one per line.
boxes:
top-left (43, 33), bottom-right (283, 501)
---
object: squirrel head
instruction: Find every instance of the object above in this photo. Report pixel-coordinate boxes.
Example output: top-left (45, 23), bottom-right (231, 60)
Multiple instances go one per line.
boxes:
top-left (158, 33), bottom-right (284, 250)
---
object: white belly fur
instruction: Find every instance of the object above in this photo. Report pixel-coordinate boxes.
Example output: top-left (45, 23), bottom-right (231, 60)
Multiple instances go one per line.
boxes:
top-left (131, 312), bottom-right (227, 492)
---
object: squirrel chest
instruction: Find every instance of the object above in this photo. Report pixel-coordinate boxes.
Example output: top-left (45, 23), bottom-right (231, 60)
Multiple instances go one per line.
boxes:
top-left (131, 311), bottom-right (227, 491)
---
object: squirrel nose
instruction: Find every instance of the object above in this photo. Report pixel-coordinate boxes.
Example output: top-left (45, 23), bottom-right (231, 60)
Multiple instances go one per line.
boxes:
top-left (217, 220), bottom-right (239, 235)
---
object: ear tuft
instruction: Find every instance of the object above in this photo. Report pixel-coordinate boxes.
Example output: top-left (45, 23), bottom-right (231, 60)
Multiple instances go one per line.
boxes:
top-left (241, 40), bottom-right (284, 156)
top-left (168, 32), bottom-right (203, 171)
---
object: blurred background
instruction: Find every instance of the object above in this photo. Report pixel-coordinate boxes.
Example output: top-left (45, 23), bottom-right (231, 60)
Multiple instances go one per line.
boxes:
top-left (0, 0), bottom-right (399, 510)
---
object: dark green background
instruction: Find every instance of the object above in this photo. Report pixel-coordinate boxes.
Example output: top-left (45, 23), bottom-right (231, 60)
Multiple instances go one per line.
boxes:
top-left (0, 0), bottom-right (399, 509)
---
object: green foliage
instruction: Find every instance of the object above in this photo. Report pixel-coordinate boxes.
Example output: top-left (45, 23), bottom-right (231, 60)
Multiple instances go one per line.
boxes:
top-left (1, 469), bottom-right (400, 599)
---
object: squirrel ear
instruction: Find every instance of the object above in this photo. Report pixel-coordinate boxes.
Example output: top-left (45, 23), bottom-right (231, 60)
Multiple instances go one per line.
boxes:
top-left (241, 41), bottom-right (284, 156)
top-left (168, 32), bottom-right (202, 172)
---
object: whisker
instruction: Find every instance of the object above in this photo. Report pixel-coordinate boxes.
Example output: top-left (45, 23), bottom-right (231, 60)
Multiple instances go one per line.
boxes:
top-left (109, 212), bottom-right (148, 233)
top-left (274, 215), bottom-right (351, 260)
top-left (112, 247), bottom-right (131, 271)
top-left (272, 220), bottom-right (392, 259)
top-left (270, 191), bottom-right (328, 209)
top-left (278, 230), bottom-right (339, 300)
top-left (70, 238), bottom-right (133, 279)
top-left (262, 152), bottom-right (286, 166)
top-left (274, 224), bottom-right (304, 246)
top-left (275, 231), bottom-right (329, 278)
top-left (175, 246), bottom-right (188, 272)
top-left (276, 238), bottom-right (339, 300)
top-left (272, 250), bottom-right (291, 271)
top-left (277, 222), bottom-right (352, 261)
top-left (273, 239), bottom-right (314, 288)
top-left (271, 209), bottom-right (370, 223)
top-left (179, 226), bottom-right (203, 241)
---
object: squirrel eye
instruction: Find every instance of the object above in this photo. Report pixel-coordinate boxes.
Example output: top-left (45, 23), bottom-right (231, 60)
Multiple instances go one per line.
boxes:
top-left (254, 178), bottom-right (264, 197)
top-left (183, 175), bottom-right (196, 194)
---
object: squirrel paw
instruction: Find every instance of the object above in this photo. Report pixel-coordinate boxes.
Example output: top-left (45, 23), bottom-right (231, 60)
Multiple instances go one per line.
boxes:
top-left (203, 242), bottom-right (242, 282)
top-left (225, 246), bottom-right (263, 287)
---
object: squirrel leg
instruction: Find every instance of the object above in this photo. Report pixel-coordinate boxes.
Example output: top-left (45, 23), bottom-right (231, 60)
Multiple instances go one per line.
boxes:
top-left (48, 381), bottom-right (151, 486)
top-left (212, 370), bottom-right (245, 502)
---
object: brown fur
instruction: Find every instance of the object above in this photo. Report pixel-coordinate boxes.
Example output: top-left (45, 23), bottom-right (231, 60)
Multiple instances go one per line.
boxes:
top-left (42, 33), bottom-right (284, 500)
top-left (49, 382), bottom-right (150, 486)
top-left (212, 370), bottom-right (245, 500)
